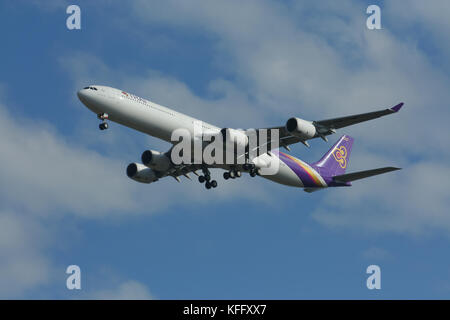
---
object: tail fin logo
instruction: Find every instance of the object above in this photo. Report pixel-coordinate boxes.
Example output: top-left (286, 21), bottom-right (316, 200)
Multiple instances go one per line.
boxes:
top-left (332, 146), bottom-right (347, 169)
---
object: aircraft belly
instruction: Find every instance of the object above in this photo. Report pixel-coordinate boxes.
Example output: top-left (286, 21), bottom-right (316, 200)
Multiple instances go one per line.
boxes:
top-left (267, 150), bottom-right (327, 188)
top-left (261, 157), bottom-right (304, 187)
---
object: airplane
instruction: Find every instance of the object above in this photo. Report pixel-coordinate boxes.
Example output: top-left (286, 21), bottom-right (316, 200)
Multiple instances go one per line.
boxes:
top-left (77, 85), bottom-right (403, 192)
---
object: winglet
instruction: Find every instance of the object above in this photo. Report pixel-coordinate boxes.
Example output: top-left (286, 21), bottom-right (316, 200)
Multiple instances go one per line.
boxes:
top-left (390, 102), bottom-right (404, 113)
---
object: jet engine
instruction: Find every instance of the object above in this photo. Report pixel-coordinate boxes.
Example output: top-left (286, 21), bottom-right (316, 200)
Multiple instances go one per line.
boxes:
top-left (141, 149), bottom-right (171, 171)
top-left (285, 117), bottom-right (317, 140)
top-left (126, 163), bottom-right (158, 184)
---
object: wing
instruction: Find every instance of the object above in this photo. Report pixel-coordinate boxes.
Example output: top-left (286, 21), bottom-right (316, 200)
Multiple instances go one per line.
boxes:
top-left (160, 163), bottom-right (201, 182)
top-left (314, 102), bottom-right (403, 131)
top-left (251, 102), bottom-right (404, 153)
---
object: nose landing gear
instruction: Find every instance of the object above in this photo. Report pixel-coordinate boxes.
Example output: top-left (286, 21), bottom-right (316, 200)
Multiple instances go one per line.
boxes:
top-left (97, 113), bottom-right (109, 131)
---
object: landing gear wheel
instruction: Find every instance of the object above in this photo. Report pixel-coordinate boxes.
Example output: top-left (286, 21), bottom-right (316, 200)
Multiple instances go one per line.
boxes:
top-left (205, 181), bottom-right (211, 189)
top-left (99, 122), bottom-right (108, 130)
top-left (198, 175), bottom-right (206, 183)
top-left (229, 170), bottom-right (235, 179)
top-left (223, 172), bottom-right (230, 180)
top-left (250, 169), bottom-right (257, 177)
top-left (211, 180), bottom-right (218, 188)
top-left (235, 170), bottom-right (241, 178)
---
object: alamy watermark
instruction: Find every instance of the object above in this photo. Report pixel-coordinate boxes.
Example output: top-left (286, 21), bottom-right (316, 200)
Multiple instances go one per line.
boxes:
top-left (66, 5), bottom-right (81, 30)
top-left (170, 122), bottom-right (280, 175)
top-left (366, 265), bottom-right (381, 290)
top-left (366, 5), bottom-right (382, 30)
top-left (66, 265), bottom-right (81, 290)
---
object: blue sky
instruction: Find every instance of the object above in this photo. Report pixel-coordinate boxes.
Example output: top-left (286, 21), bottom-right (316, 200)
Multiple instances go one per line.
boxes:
top-left (0, 0), bottom-right (450, 299)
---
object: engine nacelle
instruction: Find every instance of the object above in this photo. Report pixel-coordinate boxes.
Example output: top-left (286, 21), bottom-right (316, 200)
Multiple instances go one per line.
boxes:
top-left (126, 163), bottom-right (158, 184)
top-left (141, 150), bottom-right (171, 171)
top-left (285, 117), bottom-right (317, 140)
top-left (220, 128), bottom-right (249, 150)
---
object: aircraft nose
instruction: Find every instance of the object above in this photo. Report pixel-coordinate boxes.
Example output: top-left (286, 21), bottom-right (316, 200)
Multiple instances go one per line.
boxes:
top-left (77, 86), bottom-right (103, 114)
top-left (77, 89), bottom-right (86, 100)
top-left (77, 88), bottom-right (93, 106)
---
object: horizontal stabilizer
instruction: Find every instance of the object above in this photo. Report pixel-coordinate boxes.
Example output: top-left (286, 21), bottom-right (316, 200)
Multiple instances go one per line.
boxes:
top-left (333, 167), bottom-right (401, 183)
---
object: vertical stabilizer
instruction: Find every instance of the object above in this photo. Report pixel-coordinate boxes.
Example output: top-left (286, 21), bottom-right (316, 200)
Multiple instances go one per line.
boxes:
top-left (312, 135), bottom-right (354, 177)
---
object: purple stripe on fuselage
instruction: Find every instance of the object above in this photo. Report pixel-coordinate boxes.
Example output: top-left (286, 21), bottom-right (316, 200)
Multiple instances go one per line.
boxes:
top-left (273, 150), bottom-right (324, 188)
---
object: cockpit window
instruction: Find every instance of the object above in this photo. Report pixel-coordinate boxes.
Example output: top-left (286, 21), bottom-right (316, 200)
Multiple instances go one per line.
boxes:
top-left (83, 86), bottom-right (98, 91)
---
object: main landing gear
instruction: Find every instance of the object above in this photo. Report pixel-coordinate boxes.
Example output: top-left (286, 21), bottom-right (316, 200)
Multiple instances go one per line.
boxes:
top-left (223, 169), bottom-right (242, 180)
top-left (244, 163), bottom-right (261, 177)
top-left (198, 167), bottom-right (218, 190)
top-left (223, 164), bottom-right (260, 180)
top-left (97, 113), bottom-right (109, 130)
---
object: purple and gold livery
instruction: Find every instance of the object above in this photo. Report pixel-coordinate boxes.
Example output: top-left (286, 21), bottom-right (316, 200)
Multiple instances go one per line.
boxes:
top-left (261, 135), bottom-right (398, 192)
top-left (275, 151), bottom-right (327, 188)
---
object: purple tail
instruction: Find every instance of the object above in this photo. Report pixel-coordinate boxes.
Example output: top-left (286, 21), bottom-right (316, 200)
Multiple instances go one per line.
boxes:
top-left (312, 135), bottom-right (354, 177)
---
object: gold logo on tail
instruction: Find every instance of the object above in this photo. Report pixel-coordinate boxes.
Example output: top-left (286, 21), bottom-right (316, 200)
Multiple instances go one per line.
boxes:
top-left (332, 146), bottom-right (347, 169)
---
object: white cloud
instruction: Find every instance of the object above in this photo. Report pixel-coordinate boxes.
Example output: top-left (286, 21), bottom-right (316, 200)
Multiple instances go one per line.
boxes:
top-left (312, 160), bottom-right (450, 235)
top-left (130, 0), bottom-right (450, 156)
top-left (0, 212), bottom-right (53, 298)
top-left (387, 0), bottom-right (450, 68)
top-left (6, 0), bottom-right (450, 300)
top-left (362, 247), bottom-right (391, 261)
top-left (0, 86), bottom-right (274, 298)
top-left (60, 52), bottom-right (267, 130)
top-left (0, 97), bottom-right (273, 219)
top-left (125, 0), bottom-right (450, 236)
top-left (0, 102), bottom-right (137, 217)
top-left (88, 280), bottom-right (154, 300)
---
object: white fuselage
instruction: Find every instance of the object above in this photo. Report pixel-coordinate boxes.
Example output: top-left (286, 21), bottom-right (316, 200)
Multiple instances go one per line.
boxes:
top-left (77, 85), bottom-right (326, 189)
top-left (78, 86), bottom-right (219, 141)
